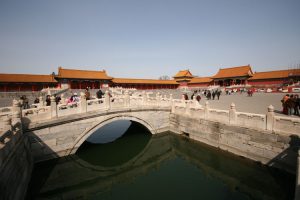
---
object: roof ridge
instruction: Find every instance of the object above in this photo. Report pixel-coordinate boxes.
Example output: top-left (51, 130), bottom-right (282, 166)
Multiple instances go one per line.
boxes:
top-left (220, 65), bottom-right (250, 70)
top-left (253, 69), bottom-right (297, 73)
top-left (59, 67), bottom-right (106, 73)
top-left (0, 73), bottom-right (54, 76)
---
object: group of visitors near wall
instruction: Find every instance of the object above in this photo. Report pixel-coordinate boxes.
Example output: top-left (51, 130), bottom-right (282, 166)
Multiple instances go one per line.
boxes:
top-left (204, 90), bottom-right (221, 100)
top-left (281, 94), bottom-right (300, 116)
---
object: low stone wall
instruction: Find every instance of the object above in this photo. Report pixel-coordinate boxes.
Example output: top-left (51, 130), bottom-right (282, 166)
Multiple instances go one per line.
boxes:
top-left (170, 113), bottom-right (298, 173)
top-left (0, 106), bottom-right (33, 200)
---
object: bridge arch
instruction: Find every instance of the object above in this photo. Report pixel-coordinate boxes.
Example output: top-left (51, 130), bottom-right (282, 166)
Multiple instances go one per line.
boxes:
top-left (69, 115), bottom-right (157, 155)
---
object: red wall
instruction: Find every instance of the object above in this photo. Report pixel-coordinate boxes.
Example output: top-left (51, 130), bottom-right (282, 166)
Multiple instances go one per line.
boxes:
top-left (188, 83), bottom-right (210, 87)
top-left (248, 79), bottom-right (283, 86)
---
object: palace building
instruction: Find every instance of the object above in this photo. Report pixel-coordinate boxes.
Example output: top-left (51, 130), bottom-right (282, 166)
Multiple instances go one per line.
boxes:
top-left (0, 65), bottom-right (299, 92)
top-left (111, 78), bottom-right (178, 90)
top-left (173, 70), bottom-right (194, 87)
top-left (0, 73), bottom-right (57, 92)
top-left (211, 65), bottom-right (253, 86)
top-left (55, 67), bottom-right (113, 89)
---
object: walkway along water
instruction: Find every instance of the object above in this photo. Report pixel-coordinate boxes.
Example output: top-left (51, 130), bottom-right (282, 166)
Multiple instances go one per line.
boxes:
top-left (0, 90), bottom-right (300, 199)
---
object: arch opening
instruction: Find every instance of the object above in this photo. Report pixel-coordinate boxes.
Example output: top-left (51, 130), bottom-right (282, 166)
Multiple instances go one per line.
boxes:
top-left (76, 119), bottom-right (152, 167)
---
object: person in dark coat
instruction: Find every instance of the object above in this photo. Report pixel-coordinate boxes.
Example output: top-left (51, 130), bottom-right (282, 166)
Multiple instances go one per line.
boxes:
top-left (96, 89), bottom-right (104, 99)
top-left (85, 88), bottom-right (91, 100)
top-left (212, 91), bottom-right (216, 100)
top-left (216, 90), bottom-right (221, 100)
top-left (196, 94), bottom-right (201, 102)
top-left (294, 94), bottom-right (300, 116)
top-left (46, 95), bottom-right (51, 106)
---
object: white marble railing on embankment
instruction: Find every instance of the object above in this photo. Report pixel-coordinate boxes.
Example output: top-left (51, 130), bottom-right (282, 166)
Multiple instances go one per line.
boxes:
top-left (0, 100), bottom-right (23, 168)
top-left (0, 91), bottom-right (300, 136)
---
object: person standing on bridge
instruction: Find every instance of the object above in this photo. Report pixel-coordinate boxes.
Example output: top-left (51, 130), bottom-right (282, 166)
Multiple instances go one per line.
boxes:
top-left (85, 88), bottom-right (91, 100)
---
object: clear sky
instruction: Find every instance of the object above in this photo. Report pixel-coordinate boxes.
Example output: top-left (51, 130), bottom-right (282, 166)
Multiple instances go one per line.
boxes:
top-left (0, 0), bottom-right (300, 78)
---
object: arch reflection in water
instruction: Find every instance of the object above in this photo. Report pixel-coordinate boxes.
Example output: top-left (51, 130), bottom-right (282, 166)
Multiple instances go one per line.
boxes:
top-left (27, 133), bottom-right (295, 200)
top-left (77, 120), bottom-right (152, 167)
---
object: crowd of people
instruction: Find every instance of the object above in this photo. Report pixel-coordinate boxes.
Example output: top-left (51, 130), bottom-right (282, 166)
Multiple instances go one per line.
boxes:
top-left (281, 94), bottom-right (300, 116)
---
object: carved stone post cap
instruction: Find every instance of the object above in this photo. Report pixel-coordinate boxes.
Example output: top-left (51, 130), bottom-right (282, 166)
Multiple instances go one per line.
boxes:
top-left (268, 105), bottom-right (274, 112)
top-left (80, 92), bottom-right (85, 98)
top-left (50, 96), bottom-right (55, 102)
top-left (12, 99), bottom-right (20, 107)
top-left (230, 102), bottom-right (236, 109)
top-left (39, 96), bottom-right (43, 100)
top-left (124, 90), bottom-right (128, 95)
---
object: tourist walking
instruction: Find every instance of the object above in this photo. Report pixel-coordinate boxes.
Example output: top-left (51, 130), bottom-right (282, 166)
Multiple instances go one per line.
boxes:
top-left (207, 91), bottom-right (211, 100)
top-left (286, 95), bottom-right (295, 115)
top-left (22, 95), bottom-right (30, 109)
top-left (216, 90), bottom-right (221, 100)
top-left (294, 95), bottom-right (299, 116)
top-left (212, 91), bottom-right (216, 100)
top-left (96, 89), bottom-right (104, 99)
top-left (85, 88), bottom-right (91, 100)
top-left (196, 93), bottom-right (201, 102)
top-left (46, 95), bottom-right (51, 106)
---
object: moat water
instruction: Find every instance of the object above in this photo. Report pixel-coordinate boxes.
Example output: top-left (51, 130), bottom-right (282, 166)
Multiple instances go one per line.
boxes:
top-left (26, 121), bottom-right (295, 200)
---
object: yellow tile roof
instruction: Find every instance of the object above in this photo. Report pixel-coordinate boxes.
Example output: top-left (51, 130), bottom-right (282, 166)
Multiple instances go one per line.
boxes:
top-left (173, 70), bottom-right (193, 78)
top-left (56, 67), bottom-right (113, 80)
top-left (189, 77), bottom-right (213, 83)
top-left (249, 69), bottom-right (300, 80)
top-left (0, 73), bottom-right (57, 83)
top-left (112, 78), bottom-right (179, 85)
top-left (212, 65), bottom-right (253, 79)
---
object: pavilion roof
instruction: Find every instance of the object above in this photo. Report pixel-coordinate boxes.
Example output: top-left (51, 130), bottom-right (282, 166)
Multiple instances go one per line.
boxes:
top-left (188, 77), bottom-right (213, 84)
top-left (0, 73), bottom-right (57, 83)
top-left (112, 78), bottom-right (179, 85)
top-left (56, 67), bottom-right (113, 80)
top-left (173, 70), bottom-right (194, 78)
top-left (212, 65), bottom-right (253, 79)
top-left (249, 69), bottom-right (300, 80)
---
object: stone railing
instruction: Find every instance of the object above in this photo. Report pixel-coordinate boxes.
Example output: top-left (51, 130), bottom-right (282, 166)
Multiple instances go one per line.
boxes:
top-left (1, 91), bottom-right (299, 135)
top-left (172, 101), bottom-right (300, 135)
top-left (0, 100), bottom-right (23, 167)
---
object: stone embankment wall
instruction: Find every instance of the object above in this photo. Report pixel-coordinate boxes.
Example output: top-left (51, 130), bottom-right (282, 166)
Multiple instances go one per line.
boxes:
top-left (0, 101), bottom-right (33, 200)
top-left (170, 101), bottom-right (300, 174)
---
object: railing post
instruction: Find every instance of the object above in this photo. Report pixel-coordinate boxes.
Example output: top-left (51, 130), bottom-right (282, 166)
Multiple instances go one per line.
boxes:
top-left (12, 99), bottom-right (22, 118)
top-left (2, 116), bottom-right (12, 132)
top-left (39, 96), bottom-right (44, 107)
top-left (204, 101), bottom-right (209, 119)
top-left (185, 101), bottom-right (191, 116)
top-left (169, 94), bottom-right (173, 109)
top-left (229, 102), bottom-right (237, 124)
top-left (266, 105), bottom-right (274, 131)
top-left (142, 91), bottom-right (147, 106)
top-left (80, 92), bottom-right (87, 113)
top-left (105, 91), bottom-right (111, 110)
top-left (50, 96), bottom-right (57, 118)
top-left (12, 99), bottom-right (22, 131)
top-left (124, 90), bottom-right (130, 108)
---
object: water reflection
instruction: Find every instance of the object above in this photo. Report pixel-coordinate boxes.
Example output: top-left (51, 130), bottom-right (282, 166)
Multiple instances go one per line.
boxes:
top-left (86, 120), bottom-right (132, 144)
top-left (78, 121), bottom-right (152, 167)
top-left (27, 122), bottom-right (295, 200)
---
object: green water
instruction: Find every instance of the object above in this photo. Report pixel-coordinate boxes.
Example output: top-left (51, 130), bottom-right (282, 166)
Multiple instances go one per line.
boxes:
top-left (26, 122), bottom-right (295, 200)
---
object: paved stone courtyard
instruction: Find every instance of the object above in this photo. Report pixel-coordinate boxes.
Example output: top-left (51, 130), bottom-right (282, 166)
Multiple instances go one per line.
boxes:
top-left (198, 92), bottom-right (286, 115)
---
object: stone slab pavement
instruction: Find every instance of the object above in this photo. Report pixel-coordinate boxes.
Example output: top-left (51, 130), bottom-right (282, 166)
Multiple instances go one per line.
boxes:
top-left (198, 92), bottom-right (299, 117)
